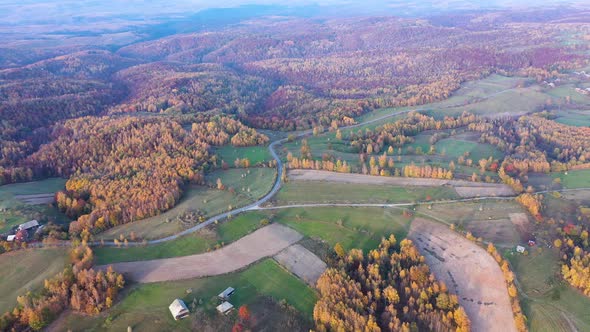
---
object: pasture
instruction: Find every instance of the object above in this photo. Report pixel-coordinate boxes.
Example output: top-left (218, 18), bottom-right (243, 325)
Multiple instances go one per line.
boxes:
top-left (98, 168), bottom-right (275, 240)
top-left (215, 145), bottom-right (272, 165)
top-left (0, 248), bottom-right (67, 313)
top-left (53, 259), bottom-right (316, 332)
top-left (551, 169), bottom-right (590, 189)
top-left (554, 110), bottom-right (590, 127)
top-left (271, 206), bottom-right (413, 252)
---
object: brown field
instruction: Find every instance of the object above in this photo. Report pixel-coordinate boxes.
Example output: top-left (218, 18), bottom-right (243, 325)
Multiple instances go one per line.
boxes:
top-left (288, 170), bottom-right (514, 198)
top-left (509, 213), bottom-right (534, 242)
top-left (408, 218), bottom-right (516, 332)
top-left (14, 193), bottom-right (55, 205)
top-left (100, 223), bottom-right (303, 283)
top-left (463, 218), bottom-right (520, 246)
top-left (274, 244), bottom-right (327, 287)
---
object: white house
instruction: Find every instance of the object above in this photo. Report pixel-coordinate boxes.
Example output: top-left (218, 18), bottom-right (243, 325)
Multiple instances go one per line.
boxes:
top-left (516, 245), bottom-right (526, 254)
top-left (6, 235), bottom-right (15, 242)
top-left (169, 299), bottom-right (190, 320)
top-left (216, 301), bottom-right (234, 315)
top-left (18, 220), bottom-right (39, 231)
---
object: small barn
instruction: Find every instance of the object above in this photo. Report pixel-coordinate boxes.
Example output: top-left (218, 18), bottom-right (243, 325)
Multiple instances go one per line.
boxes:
top-left (218, 287), bottom-right (235, 300)
top-left (216, 301), bottom-right (234, 315)
top-left (169, 299), bottom-right (190, 320)
top-left (18, 220), bottom-right (39, 231)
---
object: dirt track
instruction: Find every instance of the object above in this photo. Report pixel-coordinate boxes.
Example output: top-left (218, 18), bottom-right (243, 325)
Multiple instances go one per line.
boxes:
top-left (408, 218), bottom-right (516, 332)
top-left (288, 170), bottom-right (514, 197)
top-left (100, 223), bottom-right (303, 283)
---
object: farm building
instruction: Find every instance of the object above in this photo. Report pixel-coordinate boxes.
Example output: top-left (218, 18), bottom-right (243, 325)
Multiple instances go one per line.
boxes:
top-left (216, 301), bottom-right (234, 315)
top-left (6, 235), bottom-right (15, 242)
top-left (18, 220), bottom-right (39, 231)
top-left (516, 245), bottom-right (525, 254)
top-left (169, 299), bottom-right (190, 320)
top-left (218, 287), bottom-right (235, 300)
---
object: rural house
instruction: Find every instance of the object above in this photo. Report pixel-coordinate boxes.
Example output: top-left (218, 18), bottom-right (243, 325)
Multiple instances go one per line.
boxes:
top-left (169, 299), bottom-right (190, 320)
top-left (216, 301), bottom-right (234, 315)
top-left (218, 287), bottom-right (235, 300)
top-left (18, 220), bottom-right (39, 231)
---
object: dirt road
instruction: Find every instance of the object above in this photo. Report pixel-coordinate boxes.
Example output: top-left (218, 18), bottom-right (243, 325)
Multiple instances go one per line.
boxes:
top-left (288, 170), bottom-right (514, 197)
top-left (100, 223), bottom-right (303, 283)
top-left (408, 218), bottom-right (516, 332)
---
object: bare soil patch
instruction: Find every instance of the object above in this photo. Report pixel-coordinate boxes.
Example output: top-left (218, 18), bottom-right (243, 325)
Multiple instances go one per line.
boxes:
top-left (509, 212), bottom-right (534, 242)
top-left (408, 218), bottom-right (516, 332)
top-left (274, 244), bottom-right (327, 287)
top-left (288, 170), bottom-right (514, 197)
top-left (464, 218), bottom-right (520, 246)
top-left (100, 223), bottom-right (303, 283)
top-left (14, 193), bottom-right (54, 205)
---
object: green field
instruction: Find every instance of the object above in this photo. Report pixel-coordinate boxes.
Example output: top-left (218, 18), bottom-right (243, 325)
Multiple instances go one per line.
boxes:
top-left (274, 181), bottom-right (459, 205)
top-left (270, 207), bottom-right (412, 252)
top-left (55, 259), bottom-right (316, 331)
top-left (98, 168), bottom-right (275, 240)
top-left (0, 178), bottom-right (69, 232)
top-left (508, 249), bottom-right (590, 332)
top-left (215, 145), bottom-right (272, 165)
top-left (0, 248), bottom-right (67, 313)
top-left (95, 212), bottom-right (267, 265)
top-left (435, 137), bottom-right (504, 161)
top-left (554, 110), bottom-right (590, 127)
top-left (552, 169), bottom-right (590, 189)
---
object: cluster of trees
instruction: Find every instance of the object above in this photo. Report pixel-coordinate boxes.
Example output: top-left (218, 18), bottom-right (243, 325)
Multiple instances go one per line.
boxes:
top-left (402, 164), bottom-right (454, 180)
top-left (287, 156), bottom-right (352, 173)
top-left (347, 112), bottom-right (478, 155)
top-left (26, 116), bottom-right (212, 235)
top-left (555, 224), bottom-right (590, 297)
top-left (515, 193), bottom-right (543, 220)
top-left (485, 243), bottom-right (527, 332)
top-left (191, 115), bottom-right (268, 147)
top-left (313, 235), bottom-right (471, 332)
top-left (0, 243), bottom-right (124, 331)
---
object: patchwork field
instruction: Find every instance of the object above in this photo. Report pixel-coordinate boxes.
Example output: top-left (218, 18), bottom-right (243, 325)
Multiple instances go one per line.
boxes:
top-left (94, 211), bottom-right (270, 265)
top-left (51, 259), bottom-right (316, 332)
top-left (0, 248), bottom-right (67, 313)
top-left (98, 168), bottom-right (275, 240)
top-left (409, 218), bottom-right (516, 332)
top-left (102, 224), bottom-right (303, 283)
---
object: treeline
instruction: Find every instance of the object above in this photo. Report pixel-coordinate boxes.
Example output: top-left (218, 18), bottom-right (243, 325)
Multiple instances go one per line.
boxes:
top-left (556, 224), bottom-right (590, 297)
top-left (314, 235), bottom-right (471, 332)
top-left (0, 243), bottom-right (124, 331)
